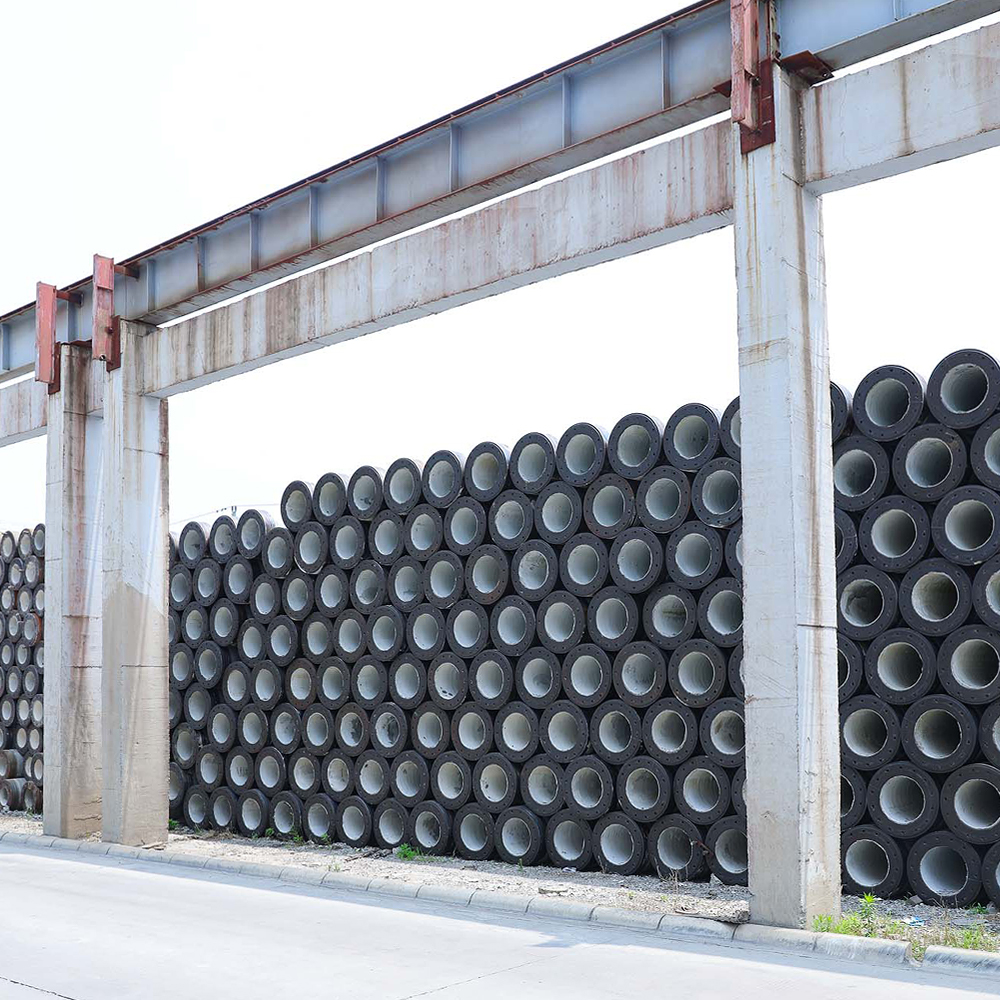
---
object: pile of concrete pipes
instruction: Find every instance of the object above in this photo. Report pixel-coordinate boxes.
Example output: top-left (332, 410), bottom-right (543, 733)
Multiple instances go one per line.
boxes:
top-left (0, 525), bottom-right (45, 814)
top-left (163, 348), bottom-right (1000, 904)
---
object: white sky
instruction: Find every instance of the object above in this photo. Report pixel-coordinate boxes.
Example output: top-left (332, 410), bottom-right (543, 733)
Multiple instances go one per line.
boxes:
top-left (2, 2), bottom-right (999, 530)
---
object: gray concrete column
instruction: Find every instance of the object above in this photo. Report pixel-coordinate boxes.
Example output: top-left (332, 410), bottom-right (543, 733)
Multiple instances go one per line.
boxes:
top-left (101, 321), bottom-right (169, 845)
top-left (733, 65), bottom-right (841, 927)
top-left (43, 343), bottom-right (104, 838)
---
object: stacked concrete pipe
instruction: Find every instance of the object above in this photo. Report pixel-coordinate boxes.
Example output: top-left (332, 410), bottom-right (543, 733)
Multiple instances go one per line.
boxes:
top-left (162, 348), bottom-right (1000, 904)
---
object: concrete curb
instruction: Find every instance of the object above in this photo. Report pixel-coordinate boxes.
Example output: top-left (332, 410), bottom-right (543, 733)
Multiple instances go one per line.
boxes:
top-left (4, 831), bottom-right (998, 980)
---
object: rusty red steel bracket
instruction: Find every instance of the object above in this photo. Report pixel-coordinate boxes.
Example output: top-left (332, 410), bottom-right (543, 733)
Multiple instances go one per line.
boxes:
top-left (730, 0), bottom-right (775, 155)
top-left (35, 282), bottom-right (82, 395)
top-left (93, 255), bottom-right (138, 372)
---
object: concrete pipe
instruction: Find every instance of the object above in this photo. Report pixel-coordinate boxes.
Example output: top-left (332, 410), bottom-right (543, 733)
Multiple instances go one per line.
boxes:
top-left (407, 799), bottom-right (452, 855)
top-left (608, 527), bottom-right (662, 595)
top-left (334, 703), bottom-right (370, 757)
top-left (454, 803), bottom-right (496, 861)
top-left (858, 495), bottom-right (930, 573)
top-left (169, 763), bottom-right (188, 818)
top-left (169, 565), bottom-right (193, 611)
top-left (539, 700), bottom-right (589, 764)
top-left (28, 724), bottom-right (42, 752)
top-left (443, 497), bottom-right (488, 557)
top-left (971, 413), bottom-right (1000, 492)
top-left (301, 704), bottom-right (337, 757)
top-left (642, 584), bottom-right (698, 653)
top-left (520, 756), bottom-right (566, 818)
top-left (368, 511), bottom-right (405, 567)
top-left (365, 607), bottom-right (405, 663)
top-left (665, 523), bottom-right (723, 591)
top-left (254, 747), bottom-right (287, 796)
top-left (852, 364), bottom-right (925, 442)
top-left (464, 442), bottom-right (510, 503)
top-left (937, 625), bottom-right (1000, 705)
top-left (663, 403), bottom-right (721, 473)
top-left (384, 458), bottom-right (423, 516)
top-left (0, 585), bottom-right (12, 617)
top-left (511, 540), bottom-right (559, 603)
top-left (586, 587), bottom-right (638, 653)
top-left (171, 723), bottom-right (202, 770)
top-left (236, 704), bottom-right (269, 753)
top-left (281, 479), bottom-right (317, 533)
top-left (866, 761), bottom-right (939, 839)
top-left (608, 413), bottom-right (663, 481)
top-left (223, 556), bottom-right (255, 605)
top-left (863, 628), bottom-right (937, 705)
top-left (369, 702), bottom-right (408, 758)
top-left (224, 746), bottom-right (255, 796)
top-left (590, 700), bottom-right (642, 766)
top-left (833, 436), bottom-right (890, 512)
top-left (206, 704), bottom-right (237, 754)
top-left (209, 787), bottom-right (238, 832)
top-left (0, 639), bottom-right (13, 669)
top-left (582, 474), bottom-right (635, 540)
top-left (294, 521), bottom-right (330, 575)
top-left (612, 642), bottom-right (667, 709)
top-left (593, 812), bottom-right (645, 876)
top-left (727, 645), bottom-right (744, 701)
top-left (534, 483), bottom-right (583, 547)
top-left (492, 702), bottom-right (538, 763)
top-left (509, 433), bottom-right (556, 496)
top-left (316, 657), bottom-right (351, 713)
top-left (409, 703), bottom-right (450, 759)
top-left (423, 551), bottom-right (465, 609)
top-left (840, 696), bottom-right (901, 771)
top-left (304, 792), bottom-right (339, 844)
top-left (841, 824), bottom-right (905, 897)
top-left (563, 755), bottom-right (614, 821)
top-left (389, 750), bottom-right (429, 807)
top-left (558, 533), bottom-right (609, 599)
top-left (905, 831), bottom-right (982, 907)
top-left (897, 559), bottom-right (972, 639)
top-left (387, 558), bottom-right (425, 614)
top-left (427, 653), bottom-right (467, 710)
top-left (387, 655), bottom-right (426, 711)
top-left (490, 596), bottom-right (536, 657)
top-left (647, 813), bottom-right (706, 880)
top-left (169, 643), bottom-right (195, 692)
top-left (209, 599), bottom-right (241, 647)
top-left (464, 544), bottom-right (510, 605)
top-left (901, 695), bottom-right (977, 773)
top-left (554, 646), bottom-right (610, 712)
top-left (451, 704), bottom-right (495, 760)
top-left (349, 561), bottom-right (387, 615)
top-left (236, 789), bottom-right (271, 838)
top-left (940, 763), bottom-right (1000, 845)
top-left (973, 556), bottom-right (1000, 630)
top-left (286, 658), bottom-right (319, 710)
top-left (699, 698), bottom-right (745, 769)
top-left (373, 799), bottom-right (409, 850)
top-left (208, 515), bottom-right (238, 565)
top-left (0, 532), bottom-right (13, 563)
top-left (405, 604), bottom-right (446, 661)
top-left (706, 816), bottom-right (749, 886)
top-left (0, 697), bottom-right (13, 729)
top-left (891, 424), bottom-right (967, 503)
top-left (403, 505), bottom-right (444, 562)
top-left (314, 566), bottom-right (349, 618)
top-left (195, 747), bottom-right (225, 792)
top-left (430, 750), bottom-right (473, 809)
top-left (250, 660), bottom-right (283, 711)
top-left (14, 726), bottom-right (28, 752)
top-left (333, 610), bottom-right (367, 663)
top-left (182, 784), bottom-right (210, 830)
top-left (834, 509), bottom-right (858, 574)
top-left (192, 557), bottom-right (223, 607)
top-left (535, 591), bottom-right (585, 654)
top-left (330, 516), bottom-right (367, 571)
top-left (552, 423), bottom-right (609, 491)
top-left (180, 604), bottom-right (210, 647)
top-left (421, 450), bottom-right (464, 509)
top-left (0, 749), bottom-right (23, 777)
top-left (641, 698), bottom-right (698, 767)
top-left (982, 841), bottom-right (1000, 908)
top-left (696, 577), bottom-right (743, 649)
top-left (830, 382), bottom-right (853, 442)
top-left (667, 639), bottom-right (727, 709)
top-left (514, 648), bottom-right (561, 708)
top-left (321, 749), bottom-right (356, 800)
top-left (262, 527), bottom-right (295, 579)
top-left (931, 485), bottom-right (1000, 566)
top-left (495, 806), bottom-right (545, 866)
top-left (926, 349), bottom-right (1000, 429)
top-left (312, 472), bottom-right (347, 526)
top-left (472, 753), bottom-right (519, 814)
top-left (301, 613), bottom-right (335, 664)
top-left (178, 521), bottom-right (211, 569)
top-left (169, 688), bottom-right (181, 729)
top-left (468, 650), bottom-right (513, 710)
top-left (980, 701), bottom-right (1000, 769)
top-left (691, 458), bottom-right (742, 530)
top-left (636, 466), bottom-right (690, 537)
top-left (837, 565), bottom-right (898, 641)
top-left (841, 766), bottom-right (868, 830)
top-left (673, 756), bottom-right (730, 826)
top-left (354, 751), bottom-right (391, 806)
top-left (347, 466), bottom-right (384, 522)
top-left (337, 795), bottom-right (373, 847)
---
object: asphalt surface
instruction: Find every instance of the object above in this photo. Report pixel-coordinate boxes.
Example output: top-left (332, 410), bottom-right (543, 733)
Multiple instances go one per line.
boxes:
top-left (0, 845), bottom-right (995, 999)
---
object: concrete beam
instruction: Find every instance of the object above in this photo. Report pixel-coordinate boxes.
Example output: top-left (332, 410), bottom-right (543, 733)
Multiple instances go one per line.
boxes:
top-left (143, 120), bottom-right (734, 396)
top-left (0, 367), bottom-right (104, 449)
top-left (43, 344), bottom-right (104, 839)
top-left (734, 65), bottom-right (841, 928)
top-left (101, 323), bottom-right (170, 846)
top-left (804, 18), bottom-right (1000, 193)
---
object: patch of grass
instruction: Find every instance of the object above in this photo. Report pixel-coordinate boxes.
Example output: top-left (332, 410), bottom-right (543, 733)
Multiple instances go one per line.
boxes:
top-left (265, 828), bottom-right (275, 839)
top-left (168, 819), bottom-right (179, 831)
top-left (396, 842), bottom-right (424, 861)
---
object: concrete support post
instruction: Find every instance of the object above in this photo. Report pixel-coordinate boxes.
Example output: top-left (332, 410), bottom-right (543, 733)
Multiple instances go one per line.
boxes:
top-left (101, 322), bottom-right (170, 845)
top-left (43, 344), bottom-right (103, 838)
top-left (733, 65), bottom-right (841, 927)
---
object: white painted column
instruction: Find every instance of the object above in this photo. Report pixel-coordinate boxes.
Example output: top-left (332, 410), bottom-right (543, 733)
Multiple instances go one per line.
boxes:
top-left (43, 343), bottom-right (104, 838)
top-left (733, 64), bottom-right (841, 927)
top-left (101, 321), bottom-right (170, 845)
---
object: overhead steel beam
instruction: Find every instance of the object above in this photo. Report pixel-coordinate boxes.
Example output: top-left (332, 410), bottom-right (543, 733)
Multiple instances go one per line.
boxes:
top-left (0, 0), bottom-right (995, 379)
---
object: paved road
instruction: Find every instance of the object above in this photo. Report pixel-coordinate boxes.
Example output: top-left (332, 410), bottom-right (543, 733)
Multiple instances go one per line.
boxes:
top-left (0, 845), bottom-right (994, 1000)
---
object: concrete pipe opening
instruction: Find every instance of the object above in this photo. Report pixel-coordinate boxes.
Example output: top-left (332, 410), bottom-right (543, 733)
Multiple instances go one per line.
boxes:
top-left (683, 769), bottom-right (721, 813)
top-left (394, 663), bottom-right (420, 701)
top-left (258, 755), bottom-right (281, 790)
top-left (985, 429), bottom-right (1000, 478)
top-left (501, 817), bottom-right (533, 858)
top-left (986, 570), bottom-right (1000, 617)
top-left (266, 535), bottom-right (290, 573)
top-left (566, 545), bottom-right (600, 586)
top-left (437, 761), bottom-right (466, 800)
top-left (657, 827), bottom-right (693, 870)
top-left (293, 756), bottom-right (316, 793)
top-left (570, 655), bottom-right (603, 698)
top-left (617, 538), bottom-right (653, 583)
top-left (571, 767), bottom-right (604, 809)
top-left (652, 595), bottom-right (688, 639)
top-left (471, 453), bottom-right (502, 493)
top-left (675, 533), bottom-right (712, 578)
top-left (307, 712), bottom-right (330, 749)
top-left (212, 794), bottom-right (234, 830)
top-left (715, 829), bottom-right (748, 875)
top-left (241, 712), bottom-right (264, 747)
top-left (288, 665), bottom-right (312, 703)
top-left (880, 775), bottom-right (925, 825)
top-left (946, 500), bottom-right (995, 552)
top-left (595, 599), bottom-right (628, 640)
top-left (319, 573), bottom-right (344, 611)
top-left (274, 800), bottom-right (297, 836)
top-left (228, 562), bottom-right (251, 600)
top-left (354, 569), bottom-right (380, 607)
top-left (409, 514), bottom-right (436, 552)
top-left (645, 478), bottom-right (681, 522)
top-left (427, 460), bottom-right (456, 501)
top-left (625, 768), bottom-right (660, 811)
top-left (433, 660), bottom-right (462, 702)
top-left (429, 560), bottom-right (459, 600)
top-left (371, 616), bottom-right (398, 654)
top-left (182, 530), bottom-right (203, 565)
top-left (415, 811), bottom-right (442, 850)
top-left (393, 566), bottom-right (421, 605)
top-left (175, 729), bottom-right (197, 766)
top-left (416, 712), bottom-right (443, 750)
top-left (598, 712), bottom-right (632, 754)
top-left (298, 529), bottom-right (324, 567)
top-left (865, 378), bottom-right (910, 428)
top-left (318, 481), bottom-right (344, 520)
top-left (519, 551), bottom-right (551, 592)
top-left (394, 760), bottom-right (421, 799)
top-left (878, 642), bottom-right (923, 692)
top-left (673, 415), bottom-right (710, 461)
top-left (701, 470), bottom-right (740, 516)
top-left (388, 467), bottom-right (417, 507)
top-left (920, 846), bottom-right (968, 897)
top-left (845, 839), bottom-right (889, 888)
top-left (621, 652), bottom-right (656, 697)
top-left (171, 573), bottom-right (191, 607)
top-left (554, 820), bottom-right (586, 862)
top-left (592, 486), bottom-right (625, 528)
top-left (305, 620), bottom-right (330, 658)
top-left (652, 709), bottom-right (687, 754)
top-left (942, 363), bottom-right (990, 415)
top-left (480, 764), bottom-right (509, 803)
top-left (544, 602), bottom-right (576, 643)
top-left (905, 438), bottom-right (953, 489)
top-left (494, 502), bottom-right (525, 541)
top-left (374, 712), bottom-right (400, 749)
top-left (710, 711), bottom-right (745, 756)
top-left (547, 712), bottom-right (580, 754)
top-left (171, 649), bottom-right (194, 686)
top-left (954, 778), bottom-right (1000, 831)
top-left (565, 434), bottom-right (597, 477)
top-left (321, 665), bottom-right (345, 703)
top-left (242, 796), bottom-right (263, 832)
top-left (678, 652), bottom-right (716, 697)
top-left (215, 604), bottom-right (235, 639)
top-left (460, 813), bottom-right (490, 852)
top-left (334, 618), bottom-right (363, 657)
top-left (528, 765), bottom-right (558, 806)
top-left (307, 802), bottom-right (332, 839)
top-left (373, 520), bottom-right (400, 559)
top-left (475, 659), bottom-right (505, 700)
top-left (840, 579), bottom-right (885, 628)
top-left (472, 554), bottom-right (502, 595)
top-left (285, 488), bottom-right (311, 526)
top-left (378, 809), bottom-right (404, 845)
top-left (517, 444), bottom-right (548, 485)
top-left (449, 507), bottom-right (479, 547)
top-left (352, 475), bottom-right (378, 515)
top-left (359, 760), bottom-right (385, 797)
top-left (452, 610), bottom-right (482, 650)
top-left (270, 624), bottom-right (293, 659)
top-left (600, 823), bottom-right (636, 867)
top-left (872, 510), bottom-right (917, 560)
top-left (497, 606), bottom-right (528, 646)
top-left (951, 639), bottom-right (1000, 690)
top-left (339, 711), bottom-right (365, 749)
top-left (211, 712), bottom-right (232, 748)
top-left (412, 614), bottom-right (440, 652)
top-left (914, 709), bottom-right (962, 759)
top-left (707, 590), bottom-right (742, 636)
top-left (334, 524), bottom-right (361, 562)
top-left (841, 776), bottom-right (856, 819)
top-left (188, 793), bottom-right (209, 827)
top-left (616, 425), bottom-right (652, 471)
top-left (459, 712), bottom-right (488, 751)
top-left (199, 753), bottom-right (222, 786)
top-left (844, 709), bottom-right (888, 758)
top-left (911, 572), bottom-right (959, 623)
top-left (541, 493), bottom-right (574, 535)
top-left (522, 657), bottom-right (553, 699)
top-left (835, 449), bottom-right (877, 498)
top-left (341, 805), bottom-right (366, 841)
top-left (185, 608), bottom-right (208, 643)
